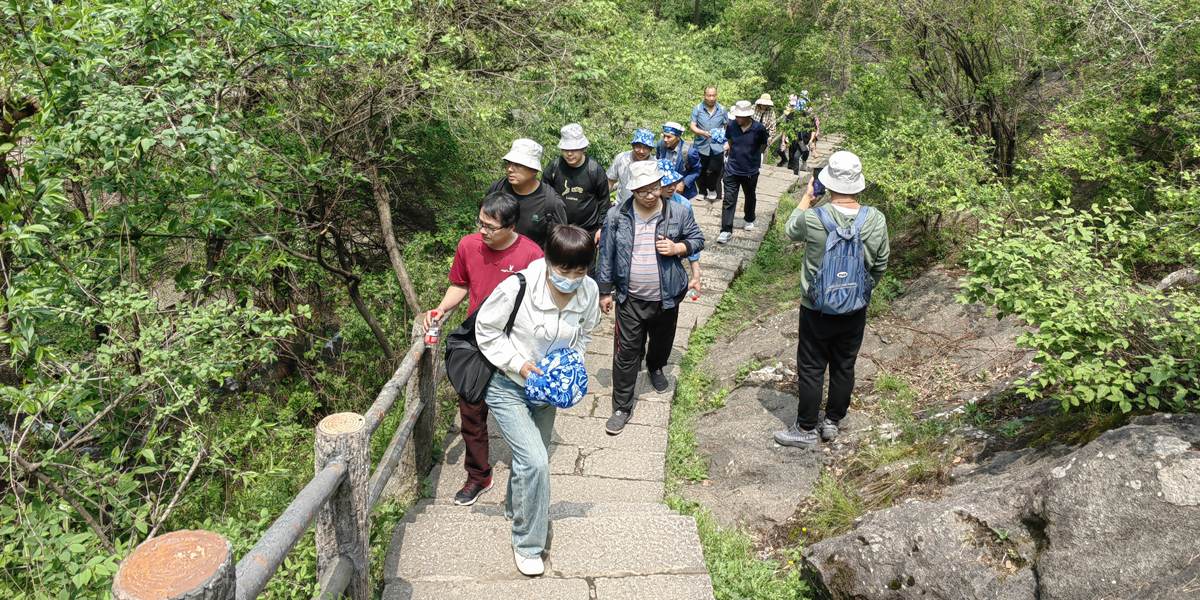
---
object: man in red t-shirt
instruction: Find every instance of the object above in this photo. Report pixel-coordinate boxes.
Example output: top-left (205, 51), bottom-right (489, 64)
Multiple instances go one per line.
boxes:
top-left (423, 191), bottom-right (543, 506)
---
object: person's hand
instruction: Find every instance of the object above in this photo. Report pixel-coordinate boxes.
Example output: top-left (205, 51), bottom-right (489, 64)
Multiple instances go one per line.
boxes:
top-left (688, 277), bottom-right (701, 295)
top-left (423, 309), bottom-right (442, 331)
top-left (519, 361), bottom-right (544, 378)
top-left (723, 142), bottom-right (730, 153)
top-left (656, 236), bottom-right (684, 256)
top-left (699, 130), bottom-right (712, 139)
top-left (675, 182), bottom-right (685, 195)
top-left (599, 294), bottom-right (613, 314)
top-left (813, 150), bottom-right (819, 158)
top-left (594, 229), bottom-right (602, 245)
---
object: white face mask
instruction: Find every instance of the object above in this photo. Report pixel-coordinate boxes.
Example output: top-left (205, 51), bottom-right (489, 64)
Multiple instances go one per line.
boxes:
top-left (548, 270), bottom-right (584, 293)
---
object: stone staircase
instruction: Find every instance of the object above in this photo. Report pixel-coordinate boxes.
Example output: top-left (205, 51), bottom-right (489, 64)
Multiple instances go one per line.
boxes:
top-left (383, 146), bottom-right (836, 599)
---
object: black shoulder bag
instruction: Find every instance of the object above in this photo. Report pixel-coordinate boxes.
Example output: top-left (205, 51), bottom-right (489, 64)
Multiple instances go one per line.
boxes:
top-left (443, 273), bottom-right (526, 405)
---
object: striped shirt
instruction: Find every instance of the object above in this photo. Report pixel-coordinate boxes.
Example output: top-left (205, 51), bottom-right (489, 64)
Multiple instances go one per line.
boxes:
top-left (626, 211), bottom-right (662, 301)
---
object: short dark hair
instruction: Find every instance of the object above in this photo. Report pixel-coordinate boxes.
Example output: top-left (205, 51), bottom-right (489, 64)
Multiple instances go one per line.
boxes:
top-left (545, 225), bottom-right (595, 271)
top-left (705, 85), bottom-right (717, 93)
top-left (481, 191), bottom-right (520, 229)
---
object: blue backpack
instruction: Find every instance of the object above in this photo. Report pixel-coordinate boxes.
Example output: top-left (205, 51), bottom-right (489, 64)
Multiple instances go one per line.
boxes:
top-left (809, 206), bottom-right (874, 315)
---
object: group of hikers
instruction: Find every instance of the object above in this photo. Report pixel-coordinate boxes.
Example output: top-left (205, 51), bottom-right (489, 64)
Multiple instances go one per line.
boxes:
top-left (421, 86), bottom-right (889, 576)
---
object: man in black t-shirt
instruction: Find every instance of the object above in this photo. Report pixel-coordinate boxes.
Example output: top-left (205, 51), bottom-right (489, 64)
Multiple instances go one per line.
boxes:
top-left (486, 138), bottom-right (568, 249)
top-left (541, 124), bottom-right (611, 247)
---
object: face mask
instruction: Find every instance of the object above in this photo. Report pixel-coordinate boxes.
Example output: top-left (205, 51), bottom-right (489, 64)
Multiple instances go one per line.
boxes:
top-left (548, 270), bottom-right (584, 293)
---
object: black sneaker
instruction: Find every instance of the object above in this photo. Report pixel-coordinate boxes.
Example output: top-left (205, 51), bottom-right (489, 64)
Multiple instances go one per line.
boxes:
top-left (605, 410), bottom-right (631, 435)
top-left (649, 369), bottom-right (670, 393)
top-left (454, 477), bottom-right (493, 506)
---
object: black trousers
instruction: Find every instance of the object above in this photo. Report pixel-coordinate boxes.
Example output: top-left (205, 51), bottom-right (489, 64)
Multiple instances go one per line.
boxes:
top-left (721, 172), bottom-right (759, 233)
top-left (795, 305), bottom-right (867, 431)
top-left (697, 152), bottom-right (724, 199)
top-left (611, 296), bottom-right (679, 413)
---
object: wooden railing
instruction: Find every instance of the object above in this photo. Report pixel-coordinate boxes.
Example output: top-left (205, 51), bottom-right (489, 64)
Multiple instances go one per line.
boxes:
top-left (110, 315), bottom-right (451, 600)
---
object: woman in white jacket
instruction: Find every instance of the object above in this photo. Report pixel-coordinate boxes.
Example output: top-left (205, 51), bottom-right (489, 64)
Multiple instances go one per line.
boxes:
top-left (475, 225), bottom-right (601, 576)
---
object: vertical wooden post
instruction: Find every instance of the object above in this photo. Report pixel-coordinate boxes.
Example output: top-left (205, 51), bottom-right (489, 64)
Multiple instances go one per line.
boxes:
top-left (411, 322), bottom-right (438, 480)
top-left (314, 412), bottom-right (370, 600)
top-left (112, 530), bottom-right (234, 600)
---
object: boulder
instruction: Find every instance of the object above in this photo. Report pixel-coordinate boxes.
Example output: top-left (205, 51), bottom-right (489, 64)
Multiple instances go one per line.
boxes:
top-left (805, 413), bottom-right (1200, 600)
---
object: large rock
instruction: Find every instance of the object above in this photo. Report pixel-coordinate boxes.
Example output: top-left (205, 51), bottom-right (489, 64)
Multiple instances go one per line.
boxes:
top-left (805, 413), bottom-right (1200, 600)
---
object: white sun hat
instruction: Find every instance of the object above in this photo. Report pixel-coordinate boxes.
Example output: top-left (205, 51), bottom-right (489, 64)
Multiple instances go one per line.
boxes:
top-left (627, 160), bottom-right (665, 191)
top-left (503, 138), bottom-right (544, 171)
top-left (558, 124), bottom-right (589, 150)
top-left (818, 151), bottom-right (867, 195)
top-left (729, 100), bottom-right (755, 118)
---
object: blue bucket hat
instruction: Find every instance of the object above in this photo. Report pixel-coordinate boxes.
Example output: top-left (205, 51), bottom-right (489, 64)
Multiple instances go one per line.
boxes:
top-left (523, 348), bottom-right (589, 409)
top-left (631, 128), bottom-right (656, 148)
top-left (708, 127), bottom-right (727, 145)
top-left (662, 122), bottom-right (684, 135)
top-left (658, 159), bottom-right (683, 187)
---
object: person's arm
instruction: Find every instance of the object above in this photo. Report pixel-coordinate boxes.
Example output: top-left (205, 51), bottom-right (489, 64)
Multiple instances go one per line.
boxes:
top-left (809, 131), bottom-right (819, 157)
top-left (688, 259), bottom-right (701, 295)
top-left (677, 209), bottom-right (705, 256)
top-left (866, 213), bottom-right (890, 285)
top-left (690, 121), bottom-right (710, 138)
top-left (424, 284), bottom-right (468, 330)
top-left (785, 179), bottom-right (816, 242)
top-left (573, 292), bottom-right (602, 353)
top-left (475, 278), bottom-right (537, 381)
top-left (682, 148), bottom-right (701, 189)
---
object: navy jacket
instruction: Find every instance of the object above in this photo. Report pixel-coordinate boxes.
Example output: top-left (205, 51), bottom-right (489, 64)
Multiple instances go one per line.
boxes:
top-left (597, 197), bottom-right (706, 309)
top-left (655, 140), bottom-right (702, 199)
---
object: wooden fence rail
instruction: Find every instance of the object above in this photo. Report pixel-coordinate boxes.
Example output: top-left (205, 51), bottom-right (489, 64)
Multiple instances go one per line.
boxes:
top-left (111, 313), bottom-right (451, 600)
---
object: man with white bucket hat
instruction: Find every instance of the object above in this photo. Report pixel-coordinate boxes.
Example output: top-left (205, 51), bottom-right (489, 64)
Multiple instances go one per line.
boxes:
top-left (487, 138), bottom-right (568, 249)
top-left (775, 151), bottom-right (889, 449)
top-left (717, 100), bottom-right (769, 244)
top-left (596, 161), bottom-right (705, 435)
top-left (542, 124), bottom-right (611, 252)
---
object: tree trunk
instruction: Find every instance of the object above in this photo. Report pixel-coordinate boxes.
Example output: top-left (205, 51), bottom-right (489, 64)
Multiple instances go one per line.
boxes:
top-left (314, 413), bottom-right (370, 600)
top-left (368, 164), bottom-right (423, 318)
top-left (694, 0), bottom-right (700, 26)
top-left (1157, 267), bottom-right (1199, 291)
top-left (347, 279), bottom-right (395, 360)
top-left (113, 530), bottom-right (235, 600)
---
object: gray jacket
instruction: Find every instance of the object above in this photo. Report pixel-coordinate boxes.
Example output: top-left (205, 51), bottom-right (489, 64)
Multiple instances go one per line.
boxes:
top-left (596, 197), bottom-right (706, 309)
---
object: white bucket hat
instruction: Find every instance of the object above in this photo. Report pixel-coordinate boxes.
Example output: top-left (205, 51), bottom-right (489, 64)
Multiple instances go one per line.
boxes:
top-left (729, 100), bottom-right (755, 118)
top-left (627, 161), bottom-right (665, 191)
top-left (818, 151), bottom-right (867, 195)
top-left (558, 124), bottom-right (589, 150)
top-left (755, 93), bottom-right (774, 107)
top-left (503, 138), bottom-right (544, 171)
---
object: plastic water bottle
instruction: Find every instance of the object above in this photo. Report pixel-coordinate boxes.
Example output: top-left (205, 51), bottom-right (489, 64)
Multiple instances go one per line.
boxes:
top-left (424, 311), bottom-right (441, 347)
top-left (688, 289), bottom-right (699, 301)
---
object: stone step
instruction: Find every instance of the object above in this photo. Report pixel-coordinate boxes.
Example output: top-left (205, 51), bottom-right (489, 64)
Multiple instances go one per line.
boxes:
top-left (384, 514), bottom-right (707, 582)
top-left (402, 501), bottom-right (676, 524)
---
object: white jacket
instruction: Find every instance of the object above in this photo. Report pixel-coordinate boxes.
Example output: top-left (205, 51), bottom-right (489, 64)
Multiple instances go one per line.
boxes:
top-left (477, 258), bottom-right (601, 387)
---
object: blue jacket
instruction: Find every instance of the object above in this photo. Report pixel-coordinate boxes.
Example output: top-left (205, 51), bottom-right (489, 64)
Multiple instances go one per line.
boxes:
top-left (655, 140), bottom-right (702, 199)
top-left (597, 197), bottom-right (706, 309)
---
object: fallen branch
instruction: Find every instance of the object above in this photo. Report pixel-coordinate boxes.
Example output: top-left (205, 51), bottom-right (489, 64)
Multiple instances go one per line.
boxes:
top-left (1156, 266), bottom-right (1198, 291)
top-left (146, 446), bottom-right (207, 541)
top-left (13, 452), bottom-right (116, 554)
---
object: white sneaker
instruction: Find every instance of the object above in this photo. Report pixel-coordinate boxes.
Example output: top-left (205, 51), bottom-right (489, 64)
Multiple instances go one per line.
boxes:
top-left (743, 222), bottom-right (755, 231)
top-left (706, 190), bottom-right (717, 200)
top-left (514, 549), bottom-right (544, 576)
top-left (716, 231), bottom-right (732, 244)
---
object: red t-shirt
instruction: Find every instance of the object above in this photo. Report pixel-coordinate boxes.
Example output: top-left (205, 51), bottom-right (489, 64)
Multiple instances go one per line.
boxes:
top-left (449, 233), bottom-right (544, 315)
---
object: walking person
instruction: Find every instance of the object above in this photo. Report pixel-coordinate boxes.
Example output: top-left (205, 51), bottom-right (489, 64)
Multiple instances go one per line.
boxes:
top-left (777, 107), bottom-right (819, 174)
top-left (752, 93), bottom-right (778, 165)
top-left (475, 225), bottom-right (601, 576)
top-left (423, 192), bottom-right (545, 506)
top-left (656, 122), bottom-right (702, 200)
top-left (689, 86), bottom-right (728, 201)
top-left (607, 129), bottom-right (657, 204)
top-left (774, 151), bottom-right (890, 449)
top-left (716, 100), bottom-right (768, 244)
top-left (487, 138), bottom-right (569, 249)
top-left (597, 161), bottom-right (705, 435)
top-left (542, 123), bottom-right (611, 251)
top-left (658, 160), bottom-right (703, 297)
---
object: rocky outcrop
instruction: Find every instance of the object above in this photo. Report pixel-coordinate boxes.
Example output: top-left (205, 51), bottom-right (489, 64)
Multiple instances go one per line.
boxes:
top-left (805, 413), bottom-right (1200, 600)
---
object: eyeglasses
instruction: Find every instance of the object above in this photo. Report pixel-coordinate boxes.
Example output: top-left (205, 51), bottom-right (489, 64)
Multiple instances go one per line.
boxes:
top-left (632, 186), bottom-right (661, 199)
top-left (475, 218), bottom-right (502, 235)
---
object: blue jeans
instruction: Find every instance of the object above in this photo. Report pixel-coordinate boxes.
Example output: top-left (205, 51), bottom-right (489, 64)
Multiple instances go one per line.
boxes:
top-left (485, 372), bottom-right (556, 558)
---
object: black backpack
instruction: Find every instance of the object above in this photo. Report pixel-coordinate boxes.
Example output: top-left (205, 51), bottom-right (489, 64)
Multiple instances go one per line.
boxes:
top-left (443, 273), bottom-right (526, 405)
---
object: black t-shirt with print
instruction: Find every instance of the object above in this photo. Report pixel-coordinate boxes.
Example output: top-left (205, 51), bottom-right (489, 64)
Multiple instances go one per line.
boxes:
top-left (541, 155), bottom-right (611, 234)
top-left (486, 178), bottom-right (568, 249)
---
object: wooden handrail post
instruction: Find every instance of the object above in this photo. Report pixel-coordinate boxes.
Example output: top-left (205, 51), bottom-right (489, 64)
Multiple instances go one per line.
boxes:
top-left (113, 530), bottom-right (234, 600)
top-left (410, 321), bottom-right (439, 487)
top-left (314, 413), bottom-right (370, 600)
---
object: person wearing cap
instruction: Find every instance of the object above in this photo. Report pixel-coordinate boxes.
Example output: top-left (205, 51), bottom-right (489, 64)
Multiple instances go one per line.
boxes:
top-left (753, 93), bottom-right (779, 164)
top-left (422, 191), bottom-right (545, 507)
top-left (596, 161), bottom-right (705, 435)
top-left (689, 86), bottom-right (728, 201)
top-left (607, 129), bottom-right (657, 204)
top-left (717, 100), bottom-right (769, 245)
top-left (775, 151), bottom-right (889, 449)
top-left (475, 225), bottom-right (601, 576)
top-left (656, 122), bottom-right (702, 200)
top-left (542, 124), bottom-right (611, 253)
top-left (658, 159), bottom-right (703, 296)
top-left (487, 138), bottom-right (569, 249)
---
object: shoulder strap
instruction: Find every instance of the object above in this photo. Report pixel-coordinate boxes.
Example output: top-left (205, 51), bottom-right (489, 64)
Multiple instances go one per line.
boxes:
top-left (814, 207), bottom-right (839, 233)
top-left (503, 273), bottom-right (526, 335)
top-left (850, 206), bottom-right (870, 235)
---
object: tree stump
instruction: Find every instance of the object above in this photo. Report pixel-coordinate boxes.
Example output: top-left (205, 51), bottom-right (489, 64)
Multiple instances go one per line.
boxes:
top-left (112, 530), bottom-right (234, 600)
top-left (313, 412), bottom-right (370, 600)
